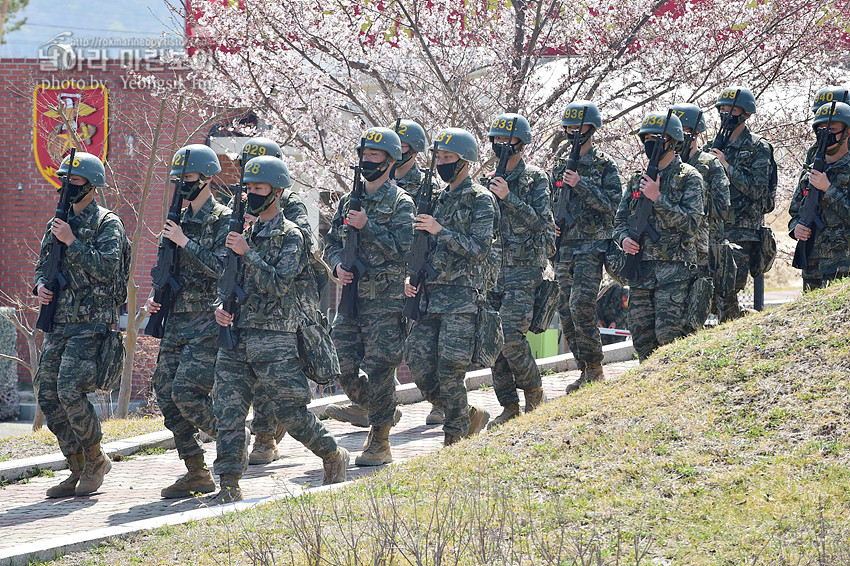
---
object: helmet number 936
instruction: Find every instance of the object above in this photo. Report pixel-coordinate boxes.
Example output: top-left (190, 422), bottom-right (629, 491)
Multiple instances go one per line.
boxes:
top-left (364, 130), bottom-right (383, 143)
top-left (563, 108), bottom-right (584, 120)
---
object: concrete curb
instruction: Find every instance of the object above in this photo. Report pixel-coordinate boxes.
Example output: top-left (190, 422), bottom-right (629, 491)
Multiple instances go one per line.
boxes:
top-left (0, 341), bottom-right (635, 484)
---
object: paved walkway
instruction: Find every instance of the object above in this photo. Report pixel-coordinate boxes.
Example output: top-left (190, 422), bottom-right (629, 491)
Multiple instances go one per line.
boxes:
top-left (0, 348), bottom-right (637, 566)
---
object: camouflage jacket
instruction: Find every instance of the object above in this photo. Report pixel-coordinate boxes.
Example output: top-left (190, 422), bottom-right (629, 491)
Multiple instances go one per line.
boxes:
top-left (482, 160), bottom-right (553, 269)
top-left (171, 196), bottom-right (231, 314)
top-left (687, 150), bottom-right (730, 263)
top-left (424, 177), bottom-right (495, 313)
top-left (788, 151), bottom-right (850, 274)
top-left (238, 214), bottom-right (312, 332)
top-left (325, 180), bottom-right (415, 306)
top-left (552, 147), bottom-right (622, 255)
top-left (394, 163), bottom-right (438, 205)
top-left (719, 128), bottom-right (774, 239)
top-left (34, 201), bottom-right (125, 325)
top-left (280, 188), bottom-right (326, 309)
top-left (614, 157), bottom-right (705, 266)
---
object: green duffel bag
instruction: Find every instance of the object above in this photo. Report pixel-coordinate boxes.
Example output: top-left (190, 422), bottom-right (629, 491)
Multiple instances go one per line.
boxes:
top-left (297, 315), bottom-right (341, 385)
top-left (685, 276), bottom-right (714, 333)
top-left (710, 242), bottom-right (737, 300)
top-left (529, 279), bottom-right (560, 334)
top-left (472, 307), bottom-right (504, 368)
top-left (95, 329), bottom-right (125, 392)
top-left (750, 226), bottom-right (777, 278)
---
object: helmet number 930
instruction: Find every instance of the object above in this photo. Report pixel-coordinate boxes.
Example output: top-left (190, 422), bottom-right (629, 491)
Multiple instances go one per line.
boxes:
top-left (364, 130), bottom-right (383, 143)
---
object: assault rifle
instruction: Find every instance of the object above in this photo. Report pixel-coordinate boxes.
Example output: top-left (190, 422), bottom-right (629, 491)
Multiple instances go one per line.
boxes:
top-left (619, 110), bottom-right (671, 280)
top-left (402, 140), bottom-right (439, 320)
top-left (492, 116), bottom-right (519, 180)
top-left (680, 110), bottom-right (703, 163)
top-left (792, 101), bottom-right (834, 270)
top-left (217, 161), bottom-right (247, 349)
top-left (551, 106), bottom-right (587, 262)
top-left (337, 139), bottom-right (367, 319)
top-left (711, 89), bottom-right (741, 151)
top-left (36, 147), bottom-right (76, 333)
top-left (146, 149), bottom-right (189, 338)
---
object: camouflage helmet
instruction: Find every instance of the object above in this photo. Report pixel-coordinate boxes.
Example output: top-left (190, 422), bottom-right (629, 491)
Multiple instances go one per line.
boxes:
top-left (561, 100), bottom-right (603, 129)
top-left (433, 127), bottom-right (478, 162)
top-left (638, 111), bottom-right (684, 142)
top-left (358, 127), bottom-right (402, 160)
top-left (239, 137), bottom-right (282, 167)
top-left (813, 101), bottom-right (850, 131)
top-left (488, 113), bottom-right (532, 145)
top-left (812, 86), bottom-right (850, 114)
top-left (670, 103), bottom-right (706, 133)
top-left (714, 86), bottom-right (757, 114)
top-left (170, 144), bottom-right (222, 177)
top-left (389, 120), bottom-right (427, 153)
top-left (242, 155), bottom-right (291, 189)
top-left (57, 151), bottom-right (106, 187)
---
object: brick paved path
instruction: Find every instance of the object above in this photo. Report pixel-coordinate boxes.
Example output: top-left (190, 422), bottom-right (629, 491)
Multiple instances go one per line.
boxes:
top-left (0, 362), bottom-right (636, 554)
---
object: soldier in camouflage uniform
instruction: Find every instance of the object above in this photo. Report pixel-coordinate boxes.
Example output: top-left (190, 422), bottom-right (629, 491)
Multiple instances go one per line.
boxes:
top-left (210, 156), bottom-right (348, 504)
top-left (671, 103), bottom-right (731, 319)
top-left (238, 138), bottom-right (323, 466)
top-left (481, 113), bottom-right (553, 428)
top-left (552, 101), bottom-right (623, 392)
top-left (146, 144), bottom-right (229, 499)
top-left (709, 86), bottom-right (776, 322)
top-left (614, 112), bottom-right (704, 361)
top-left (596, 282), bottom-right (629, 345)
top-left (323, 127), bottom-right (415, 467)
top-left (34, 152), bottom-right (125, 498)
top-left (804, 87), bottom-right (850, 166)
top-left (404, 127), bottom-right (493, 446)
top-left (789, 101), bottom-right (850, 290)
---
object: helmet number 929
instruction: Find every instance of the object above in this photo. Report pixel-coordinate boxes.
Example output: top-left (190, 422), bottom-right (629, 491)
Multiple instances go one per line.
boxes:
top-left (245, 144), bottom-right (267, 156)
top-left (364, 130), bottom-right (383, 143)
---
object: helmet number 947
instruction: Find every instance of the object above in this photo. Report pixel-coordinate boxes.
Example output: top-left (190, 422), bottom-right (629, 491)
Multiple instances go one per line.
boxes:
top-left (364, 130), bottom-right (383, 143)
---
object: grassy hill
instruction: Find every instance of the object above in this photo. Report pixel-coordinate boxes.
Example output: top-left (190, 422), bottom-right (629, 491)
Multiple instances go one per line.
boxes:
top-left (50, 280), bottom-right (850, 565)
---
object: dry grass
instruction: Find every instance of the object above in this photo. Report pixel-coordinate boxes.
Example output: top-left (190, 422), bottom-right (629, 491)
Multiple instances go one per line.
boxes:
top-left (46, 280), bottom-right (850, 565)
top-left (0, 416), bottom-right (164, 461)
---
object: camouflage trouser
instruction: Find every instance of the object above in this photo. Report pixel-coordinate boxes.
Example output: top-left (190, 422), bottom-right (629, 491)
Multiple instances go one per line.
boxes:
top-left (331, 311), bottom-right (405, 427)
top-left (35, 324), bottom-right (104, 457)
top-left (489, 289), bottom-right (541, 407)
top-left (213, 329), bottom-right (338, 477)
top-left (152, 334), bottom-right (217, 460)
top-left (718, 240), bottom-right (758, 322)
top-left (405, 312), bottom-right (476, 436)
top-left (803, 269), bottom-right (850, 292)
top-left (556, 252), bottom-right (605, 366)
top-left (628, 279), bottom-right (690, 361)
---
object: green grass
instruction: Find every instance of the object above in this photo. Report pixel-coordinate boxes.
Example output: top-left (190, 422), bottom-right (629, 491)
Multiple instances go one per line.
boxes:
top-left (44, 281), bottom-right (850, 565)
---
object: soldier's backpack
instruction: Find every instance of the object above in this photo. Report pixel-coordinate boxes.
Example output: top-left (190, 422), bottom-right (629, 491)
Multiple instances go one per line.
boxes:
top-left (96, 208), bottom-right (132, 310)
top-left (752, 134), bottom-right (778, 215)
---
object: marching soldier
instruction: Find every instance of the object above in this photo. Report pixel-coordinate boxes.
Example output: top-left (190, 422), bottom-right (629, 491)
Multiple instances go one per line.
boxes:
top-left (613, 112), bottom-right (704, 361)
top-left (323, 127), bottom-right (415, 467)
top-left (404, 127), bottom-right (494, 446)
top-left (210, 156), bottom-right (348, 504)
top-left (35, 152), bottom-right (126, 497)
top-left (552, 101), bottom-right (623, 392)
top-left (789, 101), bottom-right (850, 289)
top-left (709, 86), bottom-right (777, 322)
top-left (483, 113), bottom-right (553, 427)
top-left (147, 144), bottom-right (229, 499)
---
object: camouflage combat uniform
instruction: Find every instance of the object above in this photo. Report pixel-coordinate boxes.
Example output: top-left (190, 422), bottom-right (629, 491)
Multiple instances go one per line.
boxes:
top-left (251, 189), bottom-right (321, 438)
top-left (484, 161), bottom-right (553, 407)
top-left (34, 201), bottom-right (125, 457)
top-left (788, 152), bottom-right (850, 289)
top-left (553, 148), bottom-right (622, 367)
top-left (152, 196), bottom-right (230, 459)
top-left (395, 163), bottom-right (433, 204)
top-left (614, 157), bottom-right (704, 361)
top-left (596, 283), bottom-right (629, 345)
top-left (213, 215), bottom-right (339, 477)
top-left (715, 129), bottom-right (774, 321)
top-left (324, 181), bottom-right (415, 427)
top-left (404, 177), bottom-right (495, 437)
top-left (686, 150), bottom-right (731, 317)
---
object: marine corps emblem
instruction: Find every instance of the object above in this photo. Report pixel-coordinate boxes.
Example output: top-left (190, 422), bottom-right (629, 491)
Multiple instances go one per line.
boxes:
top-left (33, 84), bottom-right (108, 187)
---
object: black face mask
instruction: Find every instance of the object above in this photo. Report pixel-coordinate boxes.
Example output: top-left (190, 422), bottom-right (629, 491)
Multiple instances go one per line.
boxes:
top-left (177, 178), bottom-right (204, 201)
top-left (564, 127), bottom-right (594, 148)
top-left (719, 112), bottom-right (743, 131)
top-left (246, 192), bottom-right (276, 216)
top-left (643, 138), bottom-right (666, 161)
top-left (360, 159), bottom-right (390, 182)
top-left (66, 182), bottom-right (92, 204)
top-left (437, 161), bottom-right (462, 183)
top-left (392, 150), bottom-right (414, 178)
top-left (491, 142), bottom-right (518, 159)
